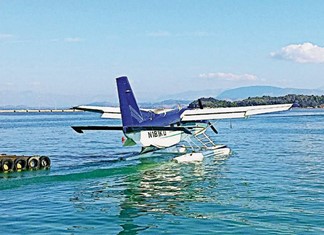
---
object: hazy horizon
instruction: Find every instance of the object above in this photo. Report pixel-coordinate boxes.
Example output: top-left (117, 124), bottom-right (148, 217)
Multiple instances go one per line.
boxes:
top-left (1, 85), bottom-right (323, 108)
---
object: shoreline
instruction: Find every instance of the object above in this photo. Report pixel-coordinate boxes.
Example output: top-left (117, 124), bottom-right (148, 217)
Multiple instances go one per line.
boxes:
top-left (0, 107), bottom-right (323, 114)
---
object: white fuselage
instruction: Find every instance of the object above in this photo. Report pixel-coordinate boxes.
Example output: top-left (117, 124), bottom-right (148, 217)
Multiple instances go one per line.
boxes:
top-left (126, 130), bottom-right (187, 148)
top-left (124, 122), bottom-right (209, 148)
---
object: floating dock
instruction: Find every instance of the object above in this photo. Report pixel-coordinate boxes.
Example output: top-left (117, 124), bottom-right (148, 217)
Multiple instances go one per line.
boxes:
top-left (0, 154), bottom-right (51, 172)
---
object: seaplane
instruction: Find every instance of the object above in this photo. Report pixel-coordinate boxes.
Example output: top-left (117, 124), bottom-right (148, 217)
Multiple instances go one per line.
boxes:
top-left (71, 76), bottom-right (292, 163)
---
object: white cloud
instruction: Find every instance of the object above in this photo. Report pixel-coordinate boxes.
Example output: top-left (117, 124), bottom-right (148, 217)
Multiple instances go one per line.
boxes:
top-left (0, 33), bottom-right (14, 40)
top-left (1, 82), bottom-right (15, 87)
top-left (270, 42), bottom-right (324, 63)
top-left (64, 37), bottom-right (83, 43)
top-left (199, 72), bottom-right (258, 81)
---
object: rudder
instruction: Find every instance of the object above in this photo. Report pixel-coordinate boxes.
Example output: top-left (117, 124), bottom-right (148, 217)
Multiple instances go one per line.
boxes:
top-left (116, 76), bottom-right (143, 127)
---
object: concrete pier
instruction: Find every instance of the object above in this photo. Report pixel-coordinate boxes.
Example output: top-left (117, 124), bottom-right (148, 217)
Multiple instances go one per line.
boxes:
top-left (0, 109), bottom-right (83, 113)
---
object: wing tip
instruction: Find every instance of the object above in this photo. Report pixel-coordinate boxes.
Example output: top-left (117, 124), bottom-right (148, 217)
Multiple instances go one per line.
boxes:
top-left (71, 126), bottom-right (84, 133)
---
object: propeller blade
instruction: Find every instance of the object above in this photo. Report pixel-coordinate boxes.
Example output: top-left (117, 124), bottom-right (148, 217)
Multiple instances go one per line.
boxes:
top-left (71, 126), bottom-right (123, 133)
top-left (208, 122), bottom-right (218, 134)
top-left (198, 99), bottom-right (204, 109)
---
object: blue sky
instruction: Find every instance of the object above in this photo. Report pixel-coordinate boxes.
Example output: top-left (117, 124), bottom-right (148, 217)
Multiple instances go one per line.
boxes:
top-left (1, 0), bottom-right (324, 104)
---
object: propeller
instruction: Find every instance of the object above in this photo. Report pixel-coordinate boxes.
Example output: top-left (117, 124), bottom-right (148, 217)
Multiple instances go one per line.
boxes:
top-left (198, 98), bottom-right (218, 134)
top-left (198, 99), bottom-right (204, 109)
top-left (208, 121), bottom-right (218, 134)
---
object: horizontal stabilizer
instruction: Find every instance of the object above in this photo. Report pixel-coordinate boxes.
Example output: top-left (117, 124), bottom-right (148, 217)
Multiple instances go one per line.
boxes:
top-left (72, 126), bottom-right (123, 133)
top-left (73, 106), bottom-right (121, 119)
top-left (73, 105), bottom-right (174, 119)
top-left (125, 126), bottom-right (192, 135)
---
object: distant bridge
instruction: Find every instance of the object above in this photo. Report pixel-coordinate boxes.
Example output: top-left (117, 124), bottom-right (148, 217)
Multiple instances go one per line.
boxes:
top-left (0, 109), bottom-right (83, 113)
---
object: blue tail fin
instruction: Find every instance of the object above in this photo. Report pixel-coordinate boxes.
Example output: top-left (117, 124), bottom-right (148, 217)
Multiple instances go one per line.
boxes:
top-left (116, 76), bottom-right (143, 127)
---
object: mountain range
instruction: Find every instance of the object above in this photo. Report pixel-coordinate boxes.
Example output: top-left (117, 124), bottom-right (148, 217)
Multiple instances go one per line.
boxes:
top-left (157, 89), bottom-right (223, 102)
top-left (1, 86), bottom-right (323, 109)
top-left (216, 86), bottom-right (324, 100)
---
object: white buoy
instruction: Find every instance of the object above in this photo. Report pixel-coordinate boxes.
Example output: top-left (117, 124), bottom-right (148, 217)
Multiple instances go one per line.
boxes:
top-left (173, 152), bottom-right (204, 163)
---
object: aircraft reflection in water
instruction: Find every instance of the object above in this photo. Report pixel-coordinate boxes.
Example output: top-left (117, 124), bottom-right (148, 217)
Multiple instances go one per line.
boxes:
top-left (72, 76), bottom-right (292, 163)
top-left (70, 154), bottom-right (230, 234)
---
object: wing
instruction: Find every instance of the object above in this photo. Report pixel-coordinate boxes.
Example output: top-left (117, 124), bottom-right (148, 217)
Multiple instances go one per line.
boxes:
top-left (181, 104), bottom-right (293, 121)
top-left (73, 105), bottom-right (175, 119)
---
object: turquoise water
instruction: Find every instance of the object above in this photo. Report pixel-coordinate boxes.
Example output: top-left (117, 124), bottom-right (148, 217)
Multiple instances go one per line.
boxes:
top-left (0, 109), bottom-right (323, 234)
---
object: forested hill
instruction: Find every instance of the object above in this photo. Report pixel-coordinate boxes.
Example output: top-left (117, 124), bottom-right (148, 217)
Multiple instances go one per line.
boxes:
top-left (189, 94), bottom-right (324, 108)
